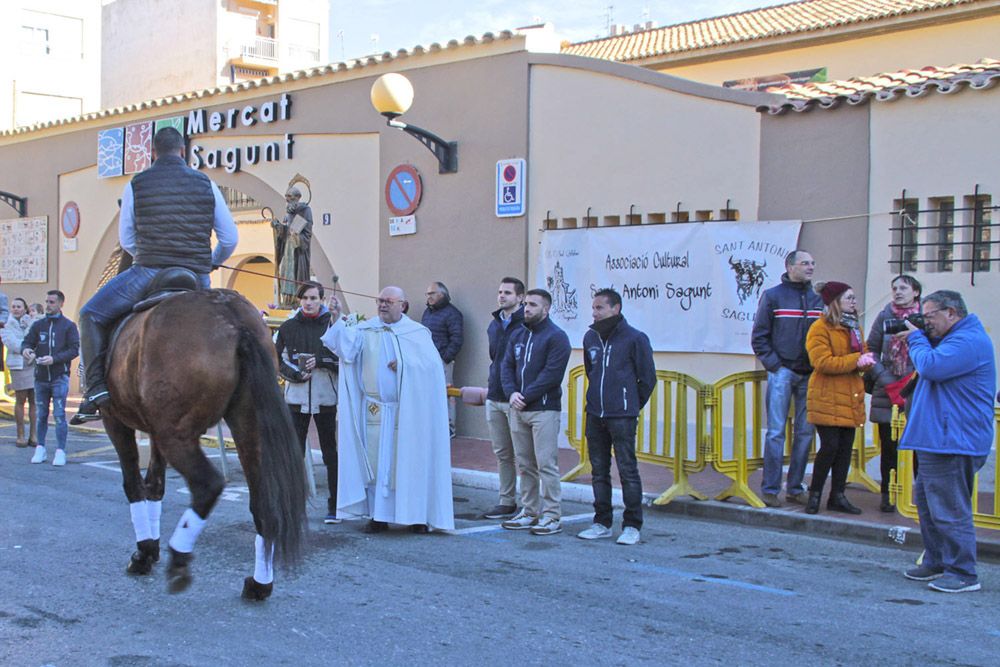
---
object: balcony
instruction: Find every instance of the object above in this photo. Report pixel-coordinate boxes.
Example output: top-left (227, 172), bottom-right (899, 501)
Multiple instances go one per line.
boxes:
top-left (228, 36), bottom-right (279, 73)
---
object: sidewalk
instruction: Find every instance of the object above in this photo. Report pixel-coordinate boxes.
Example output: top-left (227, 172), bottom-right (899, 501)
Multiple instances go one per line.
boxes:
top-left (7, 395), bottom-right (998, 560)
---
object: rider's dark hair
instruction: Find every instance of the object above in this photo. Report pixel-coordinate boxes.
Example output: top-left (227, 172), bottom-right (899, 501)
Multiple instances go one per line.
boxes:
top-left (593, 288), bottom-right (622, 309)
top-left (153, 127), bottom-right (185, 157)
top-left (296, 281), bottom-right (324, 299)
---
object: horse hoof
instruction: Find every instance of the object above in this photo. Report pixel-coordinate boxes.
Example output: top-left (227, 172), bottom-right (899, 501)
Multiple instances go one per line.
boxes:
top-left (166, 547), bottom-right (193, 593)
top-left (241, 576), bottom-right (273, 601)
top-left (126, 551), bottom-right (154, 576)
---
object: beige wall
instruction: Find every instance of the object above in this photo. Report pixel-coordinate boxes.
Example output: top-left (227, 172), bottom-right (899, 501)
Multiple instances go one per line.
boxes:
top-left (866, 88), bottom-right (1000, 339)
top-left (528, 59), bottom-right (767, 381)
top-left (660, 15), bottom-right (1000, 85)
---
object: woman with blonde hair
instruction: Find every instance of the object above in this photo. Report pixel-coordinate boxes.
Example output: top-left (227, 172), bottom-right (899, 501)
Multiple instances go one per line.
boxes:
top-left (2, 297), bottom-right (38, 447)
top-left (805, 281), bottom-right (876, 514)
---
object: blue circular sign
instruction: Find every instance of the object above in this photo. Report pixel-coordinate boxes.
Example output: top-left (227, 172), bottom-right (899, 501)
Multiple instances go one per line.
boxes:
top-left (385, 164), bottom-right (422, 216)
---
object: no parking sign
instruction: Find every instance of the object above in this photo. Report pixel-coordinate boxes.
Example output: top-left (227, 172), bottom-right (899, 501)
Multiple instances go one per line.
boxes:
top-left (496, 158), bottom-right (526, 218)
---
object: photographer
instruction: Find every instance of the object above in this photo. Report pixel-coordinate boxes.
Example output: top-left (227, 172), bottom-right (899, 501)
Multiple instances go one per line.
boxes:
top-left (275, 281), bottom-right (340, 524)
top-left (900, 290), bottom-right (995, 593)
top-left (866, 274), bottom-right (921, 512)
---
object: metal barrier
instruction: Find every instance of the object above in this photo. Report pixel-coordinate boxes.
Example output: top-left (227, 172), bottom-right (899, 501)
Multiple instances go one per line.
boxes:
top-left (1, 365), bottom-right (13, 403)
top-left (890, 406), bottom-right (1000, 530)
top-left (562, 365), bottom-right (711, 504)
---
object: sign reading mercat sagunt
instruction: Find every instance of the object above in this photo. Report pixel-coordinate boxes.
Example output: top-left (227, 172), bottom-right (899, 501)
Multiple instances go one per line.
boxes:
top-left (538, 220), bottom-right (802, 354)
top-left (96, 94), bottom-right (296, 178)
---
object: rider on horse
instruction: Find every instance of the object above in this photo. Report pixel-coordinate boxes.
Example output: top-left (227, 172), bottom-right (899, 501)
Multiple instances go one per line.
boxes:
top-left (73, 127), bottom-right (238, 423)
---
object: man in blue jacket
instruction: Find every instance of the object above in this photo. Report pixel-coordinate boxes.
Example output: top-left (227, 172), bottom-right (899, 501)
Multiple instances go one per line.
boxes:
top-left (576, 289), bottom-right (655, 546)
top-left (421, 281), bottom-right (464, 437)
top-left (751, 250), bottom-right (823, 507)
top-left (481, 277), bottom-right (525, 520)
top-left (21, 290), bottom-right (80, 467)
top-left (900, 290), bottom-right (996, 593)
top-left (500, 288), bottom-right (571, 535)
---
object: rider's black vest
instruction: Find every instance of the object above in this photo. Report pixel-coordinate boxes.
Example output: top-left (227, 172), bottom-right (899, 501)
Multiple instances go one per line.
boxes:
top-left (130, 154), bottom-right (215, 274)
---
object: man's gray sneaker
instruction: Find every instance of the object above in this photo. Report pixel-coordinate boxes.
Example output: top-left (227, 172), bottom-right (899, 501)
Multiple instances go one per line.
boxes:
top-left (785, 492), bottom-right (809, 506)
top-left (501, 511), bottom-right (537, 531)
top-left (929, 574), bottom-right (981, 593)
top-left (577, 523), bottom-right (612, 540)
top-left (761, 493), bottom-right (782, 508)
top-left (903, 564), bottom-right (945, 581)
top-left (529, 517), bottom-right (562, 536)
top-left (616, 527), bottom-right (641, 545)
top-left (482, 504), bottom-right (518, 520)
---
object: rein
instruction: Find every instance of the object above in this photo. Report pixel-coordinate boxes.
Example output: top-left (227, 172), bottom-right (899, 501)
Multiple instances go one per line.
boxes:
top-left (217, 263), bottom-right (378, 301)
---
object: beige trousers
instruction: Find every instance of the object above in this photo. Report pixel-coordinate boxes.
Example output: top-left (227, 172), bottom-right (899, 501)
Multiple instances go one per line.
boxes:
top-left (508, 409), bottom-right (561, 521)
top-left (485, 400), bottom-right (518, 507)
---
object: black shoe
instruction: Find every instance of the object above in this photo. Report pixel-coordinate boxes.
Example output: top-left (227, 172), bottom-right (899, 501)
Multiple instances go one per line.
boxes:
top-left (827, 492), bottom-right (863, 515)
top-left (805, 491), bottom-right (822, 515)
top-left (70, 390), bottom-right (110, 425)
top-left (880, 493), bottom-right (895, 513)
top-left (482, 504), bottom-right (518, 520)
top-left (363, 520), bottom-right (388, 534)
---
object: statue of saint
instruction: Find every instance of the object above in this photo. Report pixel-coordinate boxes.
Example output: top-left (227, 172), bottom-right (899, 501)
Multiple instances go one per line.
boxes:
top-left (272, 185), bottom-right (313, 308)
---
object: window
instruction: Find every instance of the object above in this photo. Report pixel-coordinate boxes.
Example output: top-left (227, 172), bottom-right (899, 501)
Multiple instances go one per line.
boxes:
top-left (20, 11), bottom-right (84, 59)
top-left (930, 197), bottom-right (954, 272)
top-left (21, 25), bottom-right (50, 55)
top-left (968, 194), bottom-right (993, 272)
top-left (892, 198), bottom-right (919, 273)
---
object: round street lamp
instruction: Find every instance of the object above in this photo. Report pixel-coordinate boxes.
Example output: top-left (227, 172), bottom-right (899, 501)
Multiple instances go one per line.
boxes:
top-left (370, 73), bottom-right (458, 174)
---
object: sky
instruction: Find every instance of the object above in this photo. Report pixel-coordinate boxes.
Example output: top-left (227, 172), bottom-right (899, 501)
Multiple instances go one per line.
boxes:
top-left (329, 0), bottom-right (774, 62)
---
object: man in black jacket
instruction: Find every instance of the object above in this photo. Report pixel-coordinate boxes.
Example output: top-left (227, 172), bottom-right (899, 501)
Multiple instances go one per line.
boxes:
top-left (751, 250), bottom-right (823, 507)
top-left (481, 277), bottom-right (525, 520)
top-left (73, 127), bottom-right (238, 423)
top-left (500, 289), bottom-right (571, 536)
top-left (421, 281), bottom-right (463, 436)
top-left (21, 290), bottom-right (79, 466)
top-left (576, 289), bottom-right (656, 545)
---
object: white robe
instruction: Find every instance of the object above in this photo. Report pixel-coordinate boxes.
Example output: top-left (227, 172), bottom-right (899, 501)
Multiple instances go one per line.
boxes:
top-left (321, 314), bottom-right (455, 530)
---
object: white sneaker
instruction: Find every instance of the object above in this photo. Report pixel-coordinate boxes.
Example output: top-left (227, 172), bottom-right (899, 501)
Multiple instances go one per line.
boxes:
top-left (577, 523), bottom-right (613, 540)
top-left (30, 445), bottom-right (47, 464)
top-left (616, 527), bottom-right (641, 545)
top-left (52, 449), bottom-right (67, 466)
top-left (501, 510), bottom-right (538, 531)
top-left (529, 517), bottom-right (562, 536)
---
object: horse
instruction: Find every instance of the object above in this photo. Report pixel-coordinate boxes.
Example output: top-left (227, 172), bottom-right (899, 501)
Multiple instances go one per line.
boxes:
top-left (100, 287), bottom-right (307, 600)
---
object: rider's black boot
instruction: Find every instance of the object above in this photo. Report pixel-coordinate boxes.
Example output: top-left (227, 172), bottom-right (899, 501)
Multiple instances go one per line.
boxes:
top-left (71, 313), bottom-right (111, 425)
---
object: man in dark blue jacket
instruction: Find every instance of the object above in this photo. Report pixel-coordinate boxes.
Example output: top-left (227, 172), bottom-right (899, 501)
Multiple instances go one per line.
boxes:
top-left (900, 290), bottom-right (996, 593)
top-left (21, 290), bottom-right (79, 467)
top-left (421, 281), bottom-right (464, 436)
top-left (500, 289), bottom-right (571, 536)
top-left (751, 249), bottom-right (823, 507)
top-left (481, 277), bottom-right (525, 520)
top-left (576, 289), bottom-right (655, 545)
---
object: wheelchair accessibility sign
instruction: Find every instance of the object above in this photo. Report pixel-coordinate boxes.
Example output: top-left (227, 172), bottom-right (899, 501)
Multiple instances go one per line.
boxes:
top-left (496, 159), bottom-right (526, 217)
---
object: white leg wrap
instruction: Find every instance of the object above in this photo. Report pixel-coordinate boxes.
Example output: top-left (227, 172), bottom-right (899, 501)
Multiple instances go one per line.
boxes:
top-left (253, 534), bottom-right (274, 585)
top-left (129, 502), bottom-right (153, 542)
top-left (146, 501), bottom-right (162, 540)
top-left (168, 508), bottom-right (207, 553)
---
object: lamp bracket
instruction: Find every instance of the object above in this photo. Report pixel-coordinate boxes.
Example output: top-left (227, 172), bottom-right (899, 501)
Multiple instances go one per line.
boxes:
top-left (0, 190), bottom-right (27, 217)
top-left (387, 119), bottom-right (458, 174)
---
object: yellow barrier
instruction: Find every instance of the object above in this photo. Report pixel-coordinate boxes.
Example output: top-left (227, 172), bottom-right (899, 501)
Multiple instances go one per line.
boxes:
top-left (890, 406), bottom-right (1000, 531)
top-left (1, 365), bottom-right (14, 404)
top-left (562, 365), bottom-right (709, 504)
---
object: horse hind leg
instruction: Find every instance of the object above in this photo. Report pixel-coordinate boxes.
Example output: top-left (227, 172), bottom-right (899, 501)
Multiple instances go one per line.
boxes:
top-left (104, 415), bottom-right (158, 576)
top-left (130, 443), bottom-right (169, 570)
top-left (159, 434), bottom-right (226, 594)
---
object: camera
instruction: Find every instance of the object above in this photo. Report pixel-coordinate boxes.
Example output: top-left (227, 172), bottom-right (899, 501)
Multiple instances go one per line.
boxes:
top-left (883, 314), bottom-right (925, 335)
top-left (297, 353), bottom-right (315, 372)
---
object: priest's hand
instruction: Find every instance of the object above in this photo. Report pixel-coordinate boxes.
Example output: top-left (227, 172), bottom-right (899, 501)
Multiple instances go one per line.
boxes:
top-left (387, 360), bottom-right (398, 372)
top-left (509, 392), bottom-right (527, 411)
top-left (328, 295), bottom-right (342, 320)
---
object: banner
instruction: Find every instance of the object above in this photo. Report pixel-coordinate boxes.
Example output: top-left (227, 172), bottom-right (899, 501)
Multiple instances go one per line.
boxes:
top-left (539, 221), bottom-right (802, 353)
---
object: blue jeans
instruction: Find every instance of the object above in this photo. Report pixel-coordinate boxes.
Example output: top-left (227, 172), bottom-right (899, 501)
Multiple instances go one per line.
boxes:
top-left (36, 375), bottom-right (69, 450)
top-left (762, 366), bottom-right (814, 495)
top-left (586, 415), bottom-right (643, 529)
top-left (80, 265), bottom-right (209, 327)
top-left (914, 451), bottom-right (986, 581)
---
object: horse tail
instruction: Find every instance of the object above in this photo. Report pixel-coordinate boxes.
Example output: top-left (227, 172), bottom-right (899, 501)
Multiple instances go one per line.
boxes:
top-left (236, 326), bottom-right (307, 568)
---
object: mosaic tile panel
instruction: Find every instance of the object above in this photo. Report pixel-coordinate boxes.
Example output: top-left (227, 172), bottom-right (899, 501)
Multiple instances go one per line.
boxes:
top-left (124, 122), bottom-right (154, 174)
top-left (97, 128), bottom-right (124, 178)
top-left (154, 116), bottom-right (185, 134)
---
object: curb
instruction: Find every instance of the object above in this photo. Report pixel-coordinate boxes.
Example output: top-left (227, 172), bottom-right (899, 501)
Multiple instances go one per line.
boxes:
top-left (452, 467), bottom-right (1000, 563)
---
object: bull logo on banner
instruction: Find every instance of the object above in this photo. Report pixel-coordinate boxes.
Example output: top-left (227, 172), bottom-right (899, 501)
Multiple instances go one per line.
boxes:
top-left (728, 256), bottom-right (768, 305)
top-left (546, 261), bottom-right (578, 320)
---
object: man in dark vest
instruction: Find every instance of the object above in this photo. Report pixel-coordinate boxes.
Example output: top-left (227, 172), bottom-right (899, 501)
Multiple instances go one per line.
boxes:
top-left (72, 127), bottom-right (238, 423)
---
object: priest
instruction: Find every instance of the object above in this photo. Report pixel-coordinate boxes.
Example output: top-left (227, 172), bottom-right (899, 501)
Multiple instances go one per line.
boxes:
top-left (321, 286), bottom-right (455, 533)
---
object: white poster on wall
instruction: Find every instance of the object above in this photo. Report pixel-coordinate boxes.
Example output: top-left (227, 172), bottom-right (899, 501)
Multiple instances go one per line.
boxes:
top-left (538, 221), bottom-right (802, 353)
top-left (0, 216), bottom-right (48, 283)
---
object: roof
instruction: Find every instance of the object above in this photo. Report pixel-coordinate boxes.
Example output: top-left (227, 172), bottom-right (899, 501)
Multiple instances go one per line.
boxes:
top-left (0, 31), bottom-right (517, 138)
top-left (561, 0), bottom-right (990, 63)
top-left (760, 58), bottom-right (1000, 113)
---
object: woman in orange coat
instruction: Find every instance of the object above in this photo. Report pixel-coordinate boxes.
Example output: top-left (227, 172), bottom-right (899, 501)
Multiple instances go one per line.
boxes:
top-left (804, 281), bottom-right (876, 515)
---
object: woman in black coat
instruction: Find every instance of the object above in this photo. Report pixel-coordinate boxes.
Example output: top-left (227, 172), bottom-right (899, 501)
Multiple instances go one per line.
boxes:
top-left (865, 274), bottom-right (921, 512)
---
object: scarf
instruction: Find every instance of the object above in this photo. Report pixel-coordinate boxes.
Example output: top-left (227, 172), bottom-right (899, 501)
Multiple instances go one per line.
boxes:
top-left (590, 314), bottom-right (623, 341)
top-left (885, 302), bottom-right (920, 376)
top-left (839, 313), bottom-right (862, 353)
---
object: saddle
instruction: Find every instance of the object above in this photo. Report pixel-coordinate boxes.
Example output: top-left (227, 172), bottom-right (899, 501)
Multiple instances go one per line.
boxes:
top-left (108, 267), bottom-right (201, 359)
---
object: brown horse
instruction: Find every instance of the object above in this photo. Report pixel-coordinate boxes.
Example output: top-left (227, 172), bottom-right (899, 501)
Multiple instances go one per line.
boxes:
top-left (101, 288), bottom-right (307, 600)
